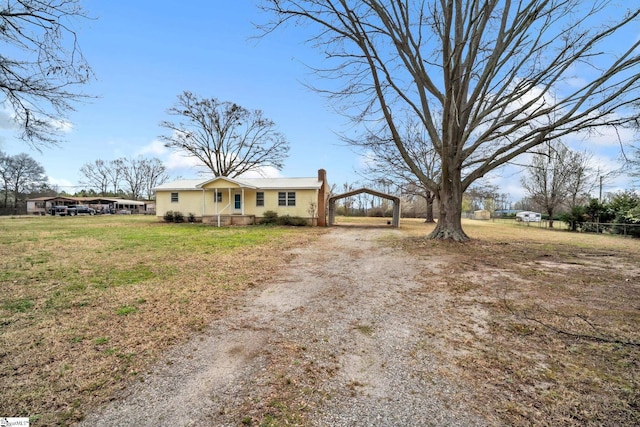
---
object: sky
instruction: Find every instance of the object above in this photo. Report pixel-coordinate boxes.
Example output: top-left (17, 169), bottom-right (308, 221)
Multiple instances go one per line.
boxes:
top-left (0, 1), bottom-right (637, 203)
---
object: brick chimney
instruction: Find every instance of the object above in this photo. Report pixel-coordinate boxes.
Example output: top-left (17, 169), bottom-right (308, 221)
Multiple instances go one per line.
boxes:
top-left (317, 169), bottom-right (328, 226)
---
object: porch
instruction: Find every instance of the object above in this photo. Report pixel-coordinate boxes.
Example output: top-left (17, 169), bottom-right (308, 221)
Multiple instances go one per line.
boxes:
top-left (201, 214), bottom-right (256, 226)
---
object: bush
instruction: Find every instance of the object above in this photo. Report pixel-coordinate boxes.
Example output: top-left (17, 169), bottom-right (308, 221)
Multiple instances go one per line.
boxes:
top-left (260, 210), bottom-right (279, 225)
top-left (163, 211), bottom-right (174, 222)
top-left (187, 212), bottom-right (196, 223)
top-left (277, 215), bottom-right (308, 226)
top-left (173, 211), bottom-right (184, 223)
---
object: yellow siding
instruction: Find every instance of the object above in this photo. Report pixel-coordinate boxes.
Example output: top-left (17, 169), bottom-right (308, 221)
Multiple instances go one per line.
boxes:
top-left (156, 190), bottom-right (204, 217)
top-left (156, 188), bottom-right (319, 219)
top-left (244, 189), bottom-right (319, 217)
top-left (201, 180), bottom-right (241, 189)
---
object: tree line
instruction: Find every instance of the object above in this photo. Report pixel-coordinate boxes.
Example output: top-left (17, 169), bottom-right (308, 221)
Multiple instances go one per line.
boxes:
top-left (0, 151), bottom-right (49, 211)
top-left (0, 151), bottom-right (169, 214)
top-left (78, 157), bottom-right (169, 200)
top-left (3, 1), bottom-right (640, 242)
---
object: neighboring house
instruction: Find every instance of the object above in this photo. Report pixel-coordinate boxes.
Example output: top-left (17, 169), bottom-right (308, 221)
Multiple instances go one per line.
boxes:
top-left (154, 169), bottom-right (329, 226)
top-left (472, 209), bottom-right (491, 220)
top-left (25, 196), bottom-right (153, 215)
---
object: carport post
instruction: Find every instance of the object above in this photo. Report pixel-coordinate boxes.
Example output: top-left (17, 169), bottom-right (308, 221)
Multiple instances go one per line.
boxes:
top-left (392, 202), bottom-right (400, 227)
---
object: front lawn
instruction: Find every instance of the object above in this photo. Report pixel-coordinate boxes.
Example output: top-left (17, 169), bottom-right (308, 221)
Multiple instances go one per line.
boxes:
top-left (0, 215), bottom-right (325, 426)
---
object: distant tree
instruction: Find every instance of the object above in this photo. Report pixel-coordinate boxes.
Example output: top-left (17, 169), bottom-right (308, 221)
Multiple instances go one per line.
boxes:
top-left (261, 1), bottom-right (640, 241)
top-left (464, 185), bottom-right (499, 213)
top-left (341, 182), bottom-right (355, 215)
top-left (80, 157), bottom-right (168, 199)
top-left (160, 91), bottom-right (290, 177)
top-left (0, 153), bottom-right (47, 208)
top-left (521, 143), bottom-right (591, 228)
top-left (627, 146), bottom-right (640, 182)
top-left (79, 159), bottom-right (111, 196)
top-left (356, 117), bottom-right (439, 222)
top-left (79, 158), bottom-right (127, 196)
top-left (0, 0), bottom-right (93, 146)
top-left (140, 157), bottom-right (169, 200)
top-left (566, 151), bottom-right (596, 209)
top-left (0, 151), bottom-right (10, 207)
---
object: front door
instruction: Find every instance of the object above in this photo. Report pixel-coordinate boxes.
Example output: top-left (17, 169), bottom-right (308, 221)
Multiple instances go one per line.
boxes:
top-left (234, 193), bottom-right (242, 213)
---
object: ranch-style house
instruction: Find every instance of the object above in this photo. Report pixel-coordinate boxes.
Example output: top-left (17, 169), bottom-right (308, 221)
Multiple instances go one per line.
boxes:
top-left (154, 169), bottom-right (329, 226)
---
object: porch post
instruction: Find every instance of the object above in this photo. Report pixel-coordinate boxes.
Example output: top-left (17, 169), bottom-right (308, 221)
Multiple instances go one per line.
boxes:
top-left (241, 188), bottom-right (245, 215)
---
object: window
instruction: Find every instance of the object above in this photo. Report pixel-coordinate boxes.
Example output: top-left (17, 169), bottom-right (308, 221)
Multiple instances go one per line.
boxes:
top-left (234, 194), bottom-right (241, 209)
top-left (256, 192), bottom-right (264, 207)
top-left (213, 191), bottom-right (222, 202)
top-left (278, 191), bottom-right (296, 207)
top-left (170, 192), bottom-right (179, 203)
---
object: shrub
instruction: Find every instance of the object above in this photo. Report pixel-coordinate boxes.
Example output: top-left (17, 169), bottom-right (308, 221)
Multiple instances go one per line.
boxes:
top-left (261, 210), bottom-right (279, 225)
top-left (277, 215), bottom-right (308, 226)
top-left (163, 211), bottom-right (174, 222)
top-left (173, 211), bottom-right (184, 223)
top-left (187, 212), bottom-right (196, 223)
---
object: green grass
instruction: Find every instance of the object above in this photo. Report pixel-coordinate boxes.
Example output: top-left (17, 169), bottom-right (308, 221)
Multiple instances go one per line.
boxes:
top-left (0, 214), bottom-right (325, 426)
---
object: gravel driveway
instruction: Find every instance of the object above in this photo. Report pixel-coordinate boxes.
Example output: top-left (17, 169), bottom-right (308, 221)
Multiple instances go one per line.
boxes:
top-left (79, 227), bottom-right (487, 426)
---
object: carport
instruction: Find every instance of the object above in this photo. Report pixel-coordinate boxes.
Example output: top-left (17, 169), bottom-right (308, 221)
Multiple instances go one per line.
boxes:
top-left (327, 188), bottom-right (401, 227)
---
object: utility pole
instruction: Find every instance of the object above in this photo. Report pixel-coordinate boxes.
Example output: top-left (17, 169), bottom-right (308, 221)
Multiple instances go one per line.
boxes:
top-left (599, 175), bottom-right (603, 202)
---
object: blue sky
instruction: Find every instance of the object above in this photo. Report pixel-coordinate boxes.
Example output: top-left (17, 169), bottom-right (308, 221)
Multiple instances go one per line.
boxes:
top-left (0, 1), bottom-right (364, 191)
top-left (0, 1), bottom-right (637, 202)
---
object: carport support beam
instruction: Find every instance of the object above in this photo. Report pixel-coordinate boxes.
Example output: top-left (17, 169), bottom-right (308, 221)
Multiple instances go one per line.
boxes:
top-left (392, 202), bottom-right (400, 227)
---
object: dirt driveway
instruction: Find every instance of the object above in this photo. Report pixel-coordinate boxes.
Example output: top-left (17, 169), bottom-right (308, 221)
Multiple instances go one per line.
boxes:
top-left (79, 226), bottom-right (486, 426)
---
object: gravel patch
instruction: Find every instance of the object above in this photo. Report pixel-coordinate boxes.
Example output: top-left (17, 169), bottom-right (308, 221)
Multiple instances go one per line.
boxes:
top-left (79, 227), bottom-right (488, 426)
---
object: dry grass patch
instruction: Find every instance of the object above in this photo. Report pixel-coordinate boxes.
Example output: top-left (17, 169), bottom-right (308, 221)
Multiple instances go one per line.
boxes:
top-left (397, 218), bottom-right (640, 426)
top-left (0, 215), bottom-right (325, 426)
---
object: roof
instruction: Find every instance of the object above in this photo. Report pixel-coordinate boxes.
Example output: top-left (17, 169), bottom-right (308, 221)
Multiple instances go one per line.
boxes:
top-left (26, 196), bottom-right (149, 205)
top-left (154, 176), bottom-right (323, 191)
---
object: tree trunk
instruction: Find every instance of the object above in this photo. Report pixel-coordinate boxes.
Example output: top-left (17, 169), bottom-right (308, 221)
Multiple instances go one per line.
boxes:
top-left (12, 185), bottom-right (19, 209)
top-left (428, 176), bottom-right (469, 241)
top-left (547, 209), bottom-right (554, 228)
top-left (424, 191), bottom-right (435, 223)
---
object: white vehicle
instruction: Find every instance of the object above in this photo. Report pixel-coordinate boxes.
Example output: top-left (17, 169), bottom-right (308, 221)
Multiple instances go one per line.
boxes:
top-left (516, 211), bottom-right (542, 222)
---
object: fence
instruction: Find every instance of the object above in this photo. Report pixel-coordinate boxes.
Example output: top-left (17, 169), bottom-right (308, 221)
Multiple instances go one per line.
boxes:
top-left (0, 207), bottom-right (26, 216)
top-left (566, 221), bottom-right (640, 238)
top-left (494, 217), bottom-right (640, 237)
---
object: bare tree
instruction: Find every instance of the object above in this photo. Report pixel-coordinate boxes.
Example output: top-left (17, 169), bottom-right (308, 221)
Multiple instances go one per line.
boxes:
top-left (80, 157), bottom-right (168, 199)
top-left (0, 152), bottom-right (47, 208)
top-left (566, 150), bottom-right (596, 209)
top-left (159, 91), bottom-right (290, 178)
top-left (79, 159), bottom-right (111, 196)
top-left (108, 158), bottom-right (124, 195)
top-left (0, 0), bottom-right (92, 146)
top-left (260, 0), bottom-right (640, 241)
top-left (357, 117), bottom-right (440, 222)
top-left (139, 157), bottom-right (169, 200)
top-left (120, 157), bottom-right (145, 200)
top-left (79, 158), bottom-right (126, 196)
top-left (0, 151), bottom-right (10, 207)
top-left (521, 142), bottom-right (591, 227)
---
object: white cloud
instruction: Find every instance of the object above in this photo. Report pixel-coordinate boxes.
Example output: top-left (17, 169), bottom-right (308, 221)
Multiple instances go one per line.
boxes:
top-left (52, 119), bottom-right (73, 133)
top-left (570, 124), bottom-right (636, 147)
top-left (239, 166), bottom-right (283, 179)
top-left (137, 139), bottom-right (168, 156)
top-left (0, 106), bottom-right (15, 130)
top-left (164, 150), bottom-right (202, 170)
